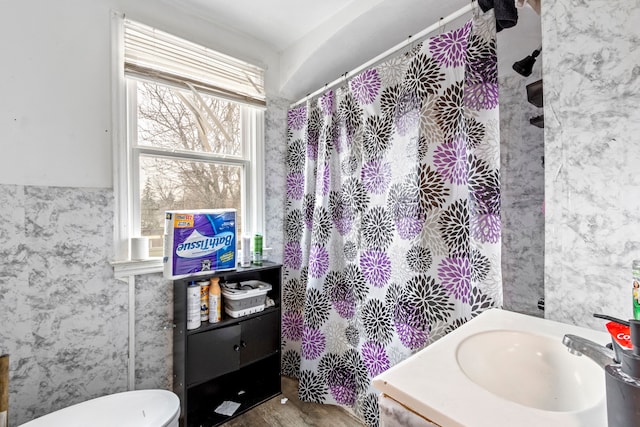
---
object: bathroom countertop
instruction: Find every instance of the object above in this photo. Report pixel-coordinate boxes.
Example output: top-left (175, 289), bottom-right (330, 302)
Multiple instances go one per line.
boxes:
top-left (372, 309), bottom-right (610, 427)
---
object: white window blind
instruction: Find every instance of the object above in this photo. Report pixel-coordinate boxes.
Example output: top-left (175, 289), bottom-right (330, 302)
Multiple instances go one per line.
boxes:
top-left (124, 19), bottom-right (266, 107)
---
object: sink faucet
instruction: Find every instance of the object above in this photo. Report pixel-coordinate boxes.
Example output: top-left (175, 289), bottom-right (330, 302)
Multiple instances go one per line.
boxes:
top-left (563, 315), bottom-right (640, 427)
top-left (562, 334), bottom-right (615, 369)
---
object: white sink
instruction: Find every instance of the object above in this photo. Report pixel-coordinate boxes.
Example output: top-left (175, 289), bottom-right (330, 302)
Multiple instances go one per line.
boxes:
top-left (456, 330), bottom-right (604, 412)
top-left (372, 309), bottom-right (609, 427)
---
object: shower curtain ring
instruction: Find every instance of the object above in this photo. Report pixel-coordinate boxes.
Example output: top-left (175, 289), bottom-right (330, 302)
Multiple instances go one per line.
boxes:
top-left (405, 35), bottom-right (414, 57)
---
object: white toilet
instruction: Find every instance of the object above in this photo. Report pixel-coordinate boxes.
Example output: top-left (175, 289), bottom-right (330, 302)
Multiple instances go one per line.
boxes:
top-left (20, 389), bottom-right (180, 427)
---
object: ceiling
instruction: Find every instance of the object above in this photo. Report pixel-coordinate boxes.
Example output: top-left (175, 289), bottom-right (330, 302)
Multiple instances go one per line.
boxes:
top-left (169, 0), bottom-right (542, 101)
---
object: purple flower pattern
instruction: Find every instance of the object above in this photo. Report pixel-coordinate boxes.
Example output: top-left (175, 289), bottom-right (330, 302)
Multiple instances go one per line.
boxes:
top-left (433, 136), bottom-right (468, 185)
top-left (472, 212), bottom-right (501, 243)
top-left (350, 69), bottom-right (381, 105)
top-left (327, 366), bottom-right (357, 406)
top-left (284, 241), bottom-right (303, 270)
top-left (395, 215), bottom-right (423, 240)
top-left (321, 90), bottom-right (334, 115)
top-left (360, 250), bottom-right (391, 288)
top-left (438, 257), bottom-right (471, 303)
top-left (361, 160), bottom-right (392, 195)
top-left (301, 326), bottom-right (326, 360)
top-left (429, 21), bottom-right (472, 68)
top-left (309, 244), bottom-right (330, 278)
top-left (393, 302), bottom-right (429, 350)
top-left (361, 341), bottom-right (390, 377)
top-left (288, 106), bottom-right (307, 130)
top-left (282, 310), bottom-right (303, 341)
top-left (286, 172), bottom-right (305, 200)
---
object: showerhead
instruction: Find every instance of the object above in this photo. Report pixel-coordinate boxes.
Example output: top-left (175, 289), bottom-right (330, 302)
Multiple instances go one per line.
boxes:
top-left (513, 48), bottom-right (541, 77)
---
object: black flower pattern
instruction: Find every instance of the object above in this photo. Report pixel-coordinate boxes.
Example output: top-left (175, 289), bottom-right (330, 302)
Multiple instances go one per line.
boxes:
top-left (312, 206), bottom-right (332, 245)
top-left (439, 199), bottom-right (469, 255)
top-left (303, 193), bottom-right (316, 230)
top-left (468, 154), bottom-right (500, 215)
top-left (406, 274), bottom-right (454, 325)
top-left (304, 288), bottom-right (331, 328)
top-left (358, 393), bottom-right (380, 427)
top-left (470, 249), bottom-right (490, 282)
top-left (362, 206), bottom-right (394, 250)
top-left (282, 349), bottom-right (301, 377)
top-left (379, 84), bottom-right (401, 118)
top-left (470, 286), bottom-right (497, 318)
top-left (344, 348), bottom-right (370, 394)
top-left (338, 92), bottom-right (363, 139)
top-left (283, 277), bottom-right (306, 311)
top-left (403, 52), bottom-right (446, 97)
top-left (344, 263), bottom-right (368, 302)
top-left (342, 177), bottom-right (370, 214)
top-left (285, 209), bottom-right (304, 242)
top-left (435, 81), bottom-right (465, 141)
top-left (287, 138), bottom-right (306, 173)
top-left (361, 298), bottom-right (394, 345)
top-left (329, 190), bottom-right (354, 235)
top-left (384, 282), bottom-right (403, 309)
top-left (363, 114), bottom-right (393, 161)
top-left (407, 245), bottom-right (433, 273)
top-left (323, 113), bottom-right (341, 153)
top-left (419, 164), bottom-right (450, 211)
top-left (325, 270), bottom-right (356, 319)
top-left (465, 115), bottom-right (486, 149)
top-left (416, 135), bottom-right (430, 161)
top-left (318, 352), bottom-right (342, 382)
top-left (298, 369), bottom-right (327, 403)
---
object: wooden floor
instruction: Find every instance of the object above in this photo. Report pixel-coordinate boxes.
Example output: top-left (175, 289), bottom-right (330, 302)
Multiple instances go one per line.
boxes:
top-left (220, 376), bottom-right (365, 427)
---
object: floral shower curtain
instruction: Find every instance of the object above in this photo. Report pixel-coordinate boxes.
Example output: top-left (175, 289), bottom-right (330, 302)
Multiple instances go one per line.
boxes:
top-left (282, 11), bottom-right (501, 426)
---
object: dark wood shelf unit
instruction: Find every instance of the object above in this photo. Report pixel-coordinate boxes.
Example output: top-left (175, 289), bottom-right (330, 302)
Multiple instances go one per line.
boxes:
top-left (173, 262), bottom-right (283, 427)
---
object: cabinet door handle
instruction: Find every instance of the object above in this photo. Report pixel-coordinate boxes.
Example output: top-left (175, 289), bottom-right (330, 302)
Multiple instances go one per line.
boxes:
top-left (233, 344), bottom-right (240, 352)
top-left (241, 340), bottom-right (247, 348)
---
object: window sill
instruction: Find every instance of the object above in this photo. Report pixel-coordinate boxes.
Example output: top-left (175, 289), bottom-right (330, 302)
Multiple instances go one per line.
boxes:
top-left (111, 257), bottom-right (164, 278)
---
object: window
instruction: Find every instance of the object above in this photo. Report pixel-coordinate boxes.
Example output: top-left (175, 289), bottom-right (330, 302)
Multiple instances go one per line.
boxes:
top-left (112, 16), bottom-right (265, 268)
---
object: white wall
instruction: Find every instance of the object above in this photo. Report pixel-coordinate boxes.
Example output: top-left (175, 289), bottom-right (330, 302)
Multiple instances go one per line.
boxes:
top-left (0, 0), bottom-right (280, 188)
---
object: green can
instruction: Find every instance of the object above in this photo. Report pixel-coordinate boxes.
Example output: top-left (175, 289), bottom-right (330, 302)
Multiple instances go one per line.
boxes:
top-left (253, 234), bottom-right (263, 265)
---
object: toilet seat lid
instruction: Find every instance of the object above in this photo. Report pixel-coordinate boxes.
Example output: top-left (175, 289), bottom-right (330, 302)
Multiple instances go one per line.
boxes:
top-left (20, 389), bottom-right (180, 427)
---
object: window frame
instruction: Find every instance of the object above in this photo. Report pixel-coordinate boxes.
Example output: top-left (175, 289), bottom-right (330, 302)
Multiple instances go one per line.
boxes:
top-left (111, 13), bottom-right (265, 277)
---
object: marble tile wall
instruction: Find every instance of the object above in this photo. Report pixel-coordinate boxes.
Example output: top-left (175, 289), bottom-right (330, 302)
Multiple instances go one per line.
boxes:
top-left (0, 185), bottom-right (128, 425)
top-left (264, 95), bottom-right (290, 263)
top-left (134, 273), bottom-right (173, 390)
top-left (542, 0), bottom-right (640, 328)
top-left (499, 69), bottom-right (545, 317)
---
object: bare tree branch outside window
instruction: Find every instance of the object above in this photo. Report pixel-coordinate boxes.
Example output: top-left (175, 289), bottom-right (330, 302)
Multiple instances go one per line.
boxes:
top-left (135, 81), bottom-right (244, 249)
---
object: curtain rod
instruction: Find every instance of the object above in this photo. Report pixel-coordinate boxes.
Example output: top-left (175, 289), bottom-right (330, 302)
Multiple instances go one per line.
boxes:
top-left (290, 1), bottom-right (478, 108)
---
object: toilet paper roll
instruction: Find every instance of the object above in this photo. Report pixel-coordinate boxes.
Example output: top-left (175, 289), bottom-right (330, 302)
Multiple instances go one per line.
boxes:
top-left (131, 237), bottom-right (150, 260)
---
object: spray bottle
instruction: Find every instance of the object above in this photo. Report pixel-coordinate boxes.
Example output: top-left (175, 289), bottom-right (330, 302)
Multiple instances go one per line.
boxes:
top-left (208, 277), bottom-right (222, 323)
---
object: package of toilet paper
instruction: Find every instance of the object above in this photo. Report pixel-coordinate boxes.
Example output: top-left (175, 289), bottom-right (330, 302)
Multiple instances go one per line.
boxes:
top-left (163, 209), bottom-right (237, 280)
